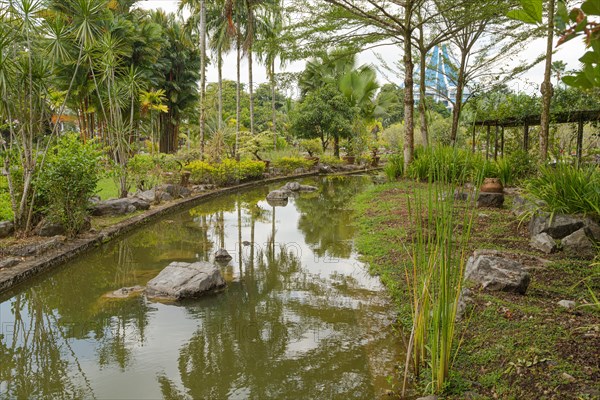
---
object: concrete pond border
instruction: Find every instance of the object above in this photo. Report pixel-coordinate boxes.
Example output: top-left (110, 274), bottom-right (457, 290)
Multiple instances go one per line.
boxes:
top-left (0, 167), bottom-right (378, 297)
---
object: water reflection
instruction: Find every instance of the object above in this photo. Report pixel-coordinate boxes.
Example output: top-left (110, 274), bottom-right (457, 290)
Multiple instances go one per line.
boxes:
top-left (0, 176), bottom-right (401, 399)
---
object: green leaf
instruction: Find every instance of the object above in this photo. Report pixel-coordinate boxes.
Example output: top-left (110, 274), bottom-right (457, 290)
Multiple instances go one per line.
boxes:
top-left (581, 0), bottom-right (600, 16)
top-left (520, 0), bottom-right (543, 23)
top-left (580, 51), bottom-right (600, 64)
top-left (555, 0), bottom-right (569, 30)
top-left (563, 73), bottom-right (593, 89)
top-left (507, 9), bottom-right (539, 24)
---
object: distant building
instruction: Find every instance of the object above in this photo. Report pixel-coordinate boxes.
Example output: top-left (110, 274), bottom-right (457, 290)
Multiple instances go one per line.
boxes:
top-left (414, 44), bottom-right (468, 111)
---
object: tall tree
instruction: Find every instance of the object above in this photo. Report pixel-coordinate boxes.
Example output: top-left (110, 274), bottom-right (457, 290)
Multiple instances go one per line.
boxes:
top-left (179, 0), bottom-right (208, 158)
top-left (150, 11), bottom-right (200, 154)
top-left (207, 0), bottom-right (232, 130)
top-left (255, 0), bottom-right (286, 147)
top-left (508, 0), bottom-right (559, 162)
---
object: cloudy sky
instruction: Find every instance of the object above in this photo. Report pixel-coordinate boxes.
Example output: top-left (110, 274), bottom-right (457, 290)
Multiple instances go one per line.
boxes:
top-left (137, 0), bottom-right (586, 96)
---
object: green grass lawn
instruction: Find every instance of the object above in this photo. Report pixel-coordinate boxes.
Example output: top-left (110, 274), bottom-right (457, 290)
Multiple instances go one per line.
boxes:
top-left (352, 180), bottom-right (600, 399)
top-left (96, 177), bottom-right (120, 200)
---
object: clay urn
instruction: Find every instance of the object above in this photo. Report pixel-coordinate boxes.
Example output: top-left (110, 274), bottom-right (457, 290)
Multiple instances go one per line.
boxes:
top-left (480, 178), bottom-right (503, 193)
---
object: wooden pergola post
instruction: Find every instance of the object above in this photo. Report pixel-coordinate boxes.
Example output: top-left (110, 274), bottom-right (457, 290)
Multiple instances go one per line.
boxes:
top-left (494, 124), bottom-right (499, 160)
top-left (486, 125), bottom-right (491, 160)
top-left (576, 118), bottom-right (584, 167)
top-left (501, 126), bottom-right (505, 157)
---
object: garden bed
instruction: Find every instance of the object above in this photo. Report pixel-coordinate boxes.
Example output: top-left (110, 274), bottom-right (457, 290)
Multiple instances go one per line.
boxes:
top-left (352, 181), bottom-right (599, 400)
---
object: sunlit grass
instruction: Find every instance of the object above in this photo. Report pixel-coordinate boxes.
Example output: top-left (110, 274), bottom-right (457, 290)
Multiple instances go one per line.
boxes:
top-left (96, 177), bottom-right (119, 200)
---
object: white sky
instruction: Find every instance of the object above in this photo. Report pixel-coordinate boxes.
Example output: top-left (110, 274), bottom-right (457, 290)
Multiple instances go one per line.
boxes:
top-left (136, 0), bottom-right (587, 96)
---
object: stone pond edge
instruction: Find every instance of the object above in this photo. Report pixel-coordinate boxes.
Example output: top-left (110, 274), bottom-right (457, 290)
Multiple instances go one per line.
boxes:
top-left (0, 167), bottom-right (378, 297)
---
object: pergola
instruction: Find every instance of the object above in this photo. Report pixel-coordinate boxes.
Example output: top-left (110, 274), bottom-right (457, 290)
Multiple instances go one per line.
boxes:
top-left (473, 110), bottom-right (600, 163)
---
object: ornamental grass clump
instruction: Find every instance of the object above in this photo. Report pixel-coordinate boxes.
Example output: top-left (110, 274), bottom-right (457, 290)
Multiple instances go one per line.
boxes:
top-left (384, 153), bottom-right (404, 181)
top-left (402, 152), bottom-right (477, 396)
top-left (525, 164), bottom-right (600, 216)
top-left (407, 146), bottom-right (493, 185)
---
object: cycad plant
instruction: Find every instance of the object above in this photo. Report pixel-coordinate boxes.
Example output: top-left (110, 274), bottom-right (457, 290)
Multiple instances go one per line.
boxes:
top-left (402, 152), bottom-right (476, 396)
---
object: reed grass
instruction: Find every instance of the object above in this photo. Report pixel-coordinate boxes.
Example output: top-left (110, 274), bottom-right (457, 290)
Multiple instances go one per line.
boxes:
top-left (525, 164), bottom-right (600, 216)
top-left (402, 151), bottom-right (477, 396)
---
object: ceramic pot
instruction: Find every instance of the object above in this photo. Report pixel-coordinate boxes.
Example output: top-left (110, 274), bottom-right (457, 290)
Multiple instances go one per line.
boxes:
top-left (481, 177), bottom-right (503, 193)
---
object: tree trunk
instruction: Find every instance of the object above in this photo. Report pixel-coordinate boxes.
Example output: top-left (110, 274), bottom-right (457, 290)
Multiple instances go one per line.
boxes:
top-left (248, 46), bottom-right (255, 135)
top-left (271, 59), bottom-right (277, 149)
top-left (334, 135), bottom-right (340, 157)
top-left (199, 0), bottom-right (207, 160)
top-left (539, 0), bottom-right (555, 163)
top-left (450, 50), bottom-right (468, 145)
top-left (159, 111), bottom-right (176, 154)
top-left (403, 7), bottom-right (415, 171)
top-left (417, 35), bottom-right (428, 147)
top-left (235, 31), bottom-right (241, 157)
top-left (218, 50), bottom-right (223, 131)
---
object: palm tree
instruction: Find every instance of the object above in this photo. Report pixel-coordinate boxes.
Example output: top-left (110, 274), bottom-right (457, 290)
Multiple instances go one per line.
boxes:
top-left (179, 0), bottom-right (208, 159)
top-left (140, 89), bottom-right (168, 154)
top-left (255, 0), bottom-right (286, 148)
top-left (149, 10), bottom-right (200, 154)
top-left (207, 0), bottom-right (232, 130)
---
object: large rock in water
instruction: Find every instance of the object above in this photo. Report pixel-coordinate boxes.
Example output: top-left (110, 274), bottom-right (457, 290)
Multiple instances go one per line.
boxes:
top-left (90, 198), bottom-right (150, 216)
top-left (214, 248), bottom-right (233, 262)
top-left (145, 262), bottom-right (225, 300)
top-left (282, 181), bottom-right (318, 192)
top-left (465, 252), bottom-right (531, 294)
top-left (266, 189), bottom-right (290, 201)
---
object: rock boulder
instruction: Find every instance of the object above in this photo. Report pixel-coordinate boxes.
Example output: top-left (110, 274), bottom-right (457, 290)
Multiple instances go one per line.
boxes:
top-left (283, 181), bottom-right (301, 191)
top-left (35, 219), bottom-right (67, 237)
top-left (90, 198), bottom-right (150, 216)
top-left (465, 253), bottom-right (531, 294)
top-left (104, 285), bottom-right (145, 299)
top-left (214, 248), bottom-right (233, 262)
top-left (0, 257), bottom-right (19, 269)
top-left (477, 192), bottom-right (504, 208)
top-left (267, 189), bottom-right (290, 201)
top-left (145, 262), bottom-right (225, 300)
top-left (529, 232), bottom-right (558, 254)
top-left (561, 228), bottom-right (597, 259)
top-left (0, 220), bottom-right (14, 238)
top-left (529, 214), bottom-right (585, 239)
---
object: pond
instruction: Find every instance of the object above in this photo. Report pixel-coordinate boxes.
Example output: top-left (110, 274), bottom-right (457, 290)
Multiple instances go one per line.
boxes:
top-left (0, 175), bottom-right (402, 399)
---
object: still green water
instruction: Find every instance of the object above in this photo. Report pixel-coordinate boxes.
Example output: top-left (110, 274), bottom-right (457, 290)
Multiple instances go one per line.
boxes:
top-left (0, 175), bottom-right (402, 399)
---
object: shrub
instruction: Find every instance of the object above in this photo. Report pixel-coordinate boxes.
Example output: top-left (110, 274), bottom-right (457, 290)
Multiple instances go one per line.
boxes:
top-left (238, 159), bottom-right (266, 180)
top-left (299, 138), bottom-right (323, 157)
top-left (272, 157), bottom-right (313, 174)
top-left (0, 177), bottom-right (12, 221)
top-left (320, 155), bottom-right (344, 166)
top-left (128, 154), bottom-right (162, 191)
top-left (37, 134), bottom-right (101, 236)
top-left (381, 122), bottom-right (404, 150)
top-left (384, 153), bottom-right (404, 181)
top-left (185, 160), bottom-right (216, 184)
top-left (525, 164), bottom-right (600, 216)
top-left (186, 159), bottom-right (265, 186)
